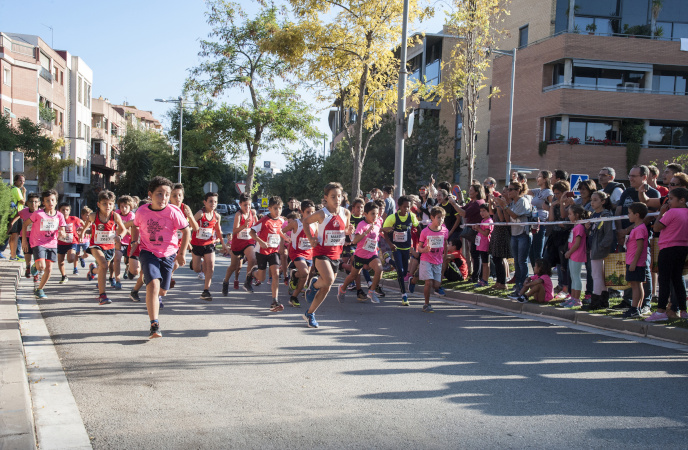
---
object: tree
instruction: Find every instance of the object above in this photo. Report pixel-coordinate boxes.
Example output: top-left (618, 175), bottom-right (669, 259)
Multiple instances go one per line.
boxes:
top-left (437, 0), bottom-right (509, 184)
top-left (264, 0), bottom-right (431, 197)
top-left (115, 127), bottom-right (173, 198)
top-left (651, 0), bottom-right (664, 38)
top-left (185, 0), bottom-right (319, 194)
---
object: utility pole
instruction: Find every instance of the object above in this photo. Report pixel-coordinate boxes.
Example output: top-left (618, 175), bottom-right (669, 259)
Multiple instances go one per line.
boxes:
top-left (394, 0), bottom-right (410, 200)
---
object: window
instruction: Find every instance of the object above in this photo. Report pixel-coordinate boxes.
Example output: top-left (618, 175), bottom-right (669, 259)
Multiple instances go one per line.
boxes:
top-left (652, 70), bottom-right (688, 94)
top-left (568, 119), bottom-right (613, 142)
top-left (572, 66), bottom-right (646, 89)
top-left (549, 118), bottom-right (563, 141)
top-left (39, 52), bottom-right (50, 71)
top-left (407, 54), bottom-right (422, 85)
top-left (86, 85), bottom-right (91, 108)
top-left (78, 76), bottom-right (82, 104)
top-left (3, 67), bottom-right (10, 86)
top-left (647, 122), bottom-right (688, 148)
top-left (76, 158), bottom-right (81, 176)
top-left (86, 126), bottom-right (90, 144)
top-left (60, 71), bottom-right (63, 85)
top-left (425, 41), bottom-right (442, 86)
top-left (552, 63), bottom-right (565, 85)
top-left (53, 109), bottom-right (58, 125)
top-left (77, 121), bottom-right (82, 138)
top-left (518, 25), bottom-right (529, 47)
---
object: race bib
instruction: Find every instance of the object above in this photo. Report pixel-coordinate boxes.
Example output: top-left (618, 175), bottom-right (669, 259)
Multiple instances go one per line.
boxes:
top-left (298, 237), bottom-right (312, 250)
top-left (63, 233), bottom-right (74, 243)
top-left (267, 233), bottom-right (280, 248)
top-left (94, 230), bottom-right (115, 245)
top-left (475, 234), bottom-right (481, 246)
top-left (568, 232), bottom-right (574, 244)
top-left (197, 227), bottom-right (213, 240)
top-left (362, 238), bottom-right (377, 253)
top-left (41, 218), bottom-right (58, 232)
top-left (324, 230), bottom-right (346, 246)
top-left (393, 231), bottom-right (407, 242)
top-left (239, 228), bottom-right (251, 240)
top-left (427, 235), bottom-right (444, 249)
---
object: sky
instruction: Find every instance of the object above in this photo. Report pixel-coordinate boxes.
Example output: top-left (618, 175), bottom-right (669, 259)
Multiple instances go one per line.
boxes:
top-left (0, 0), bottom-right (448, 171)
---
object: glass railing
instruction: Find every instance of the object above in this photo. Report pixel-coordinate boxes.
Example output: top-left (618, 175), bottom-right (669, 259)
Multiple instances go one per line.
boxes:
top-left (543, 83), bottom-right (686, 95)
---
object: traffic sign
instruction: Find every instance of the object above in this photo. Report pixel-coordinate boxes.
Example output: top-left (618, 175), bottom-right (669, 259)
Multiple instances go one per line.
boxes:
top-left (235, 182), bottom-right (246, 194)
top-left (203, 181), bottom-right (218, 194)
top-left (261, 197), bottom-right (268, 208)
top-left (570, 174), bottom-right (589, 196)
top-left (452, 184), bottom-right (461, 198)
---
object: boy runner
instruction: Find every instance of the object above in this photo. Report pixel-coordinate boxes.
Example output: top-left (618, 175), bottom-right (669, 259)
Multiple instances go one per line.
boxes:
top-left (191, 192), bottom-right (226, 301)
top-left (21, 190), bottom-right (67, 299)
top-left (112, 196), bottom-right (135, 289)
top-left (382, 195), bottom-right (419, 306)
top-left (131, 176), bottom-right (190, 338)
top-left (10, 193), bottom-right (40, 279)
top-left (56, 202), bottom-right (83, 284)
top-left (223, 193), bottom-right (257, 294)
top-left (283, 200), bottom-right (317, 307)
top-left (169, 183), bottom-right (199, 288)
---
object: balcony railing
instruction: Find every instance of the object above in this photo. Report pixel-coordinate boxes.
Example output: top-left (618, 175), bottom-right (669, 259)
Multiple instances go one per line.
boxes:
top-left (543, 83), bottom-right (686, 96)
top-left (545, 139), bottom-right (688, 150)
top-left (39, 67), bottom-right (53, 83)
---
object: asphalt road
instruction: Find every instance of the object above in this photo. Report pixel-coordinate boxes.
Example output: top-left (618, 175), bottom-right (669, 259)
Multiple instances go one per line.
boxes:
top-left (20, 254), bottom-right (688, 449)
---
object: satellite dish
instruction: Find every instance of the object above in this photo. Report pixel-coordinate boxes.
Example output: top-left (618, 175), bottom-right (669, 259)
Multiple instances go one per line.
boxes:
top-left (407, 111), bottom-right (415, 138)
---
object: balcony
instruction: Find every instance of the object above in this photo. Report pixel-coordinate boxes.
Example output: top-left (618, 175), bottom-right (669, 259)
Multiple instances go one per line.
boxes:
top-left (39, 67), bottom-right (53, 83)
top-left (92, 128), bottom-right (107, 141)
top-left (91, 153), bottom-right (118, 173)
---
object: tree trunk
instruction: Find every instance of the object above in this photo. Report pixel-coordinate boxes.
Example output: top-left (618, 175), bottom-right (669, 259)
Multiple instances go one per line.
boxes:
top-left (351, 154), bottom-right (362, 198)
top-left (245, 141), bottom-right (256, 195)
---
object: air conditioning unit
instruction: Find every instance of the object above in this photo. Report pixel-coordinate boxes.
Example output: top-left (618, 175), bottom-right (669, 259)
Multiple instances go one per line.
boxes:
top-left (623, 82), bottom-right (640, 90)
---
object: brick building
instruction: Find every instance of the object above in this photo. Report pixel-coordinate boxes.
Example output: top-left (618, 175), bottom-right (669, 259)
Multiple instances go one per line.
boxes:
top-left (91, 97), bottom-right (126, 191)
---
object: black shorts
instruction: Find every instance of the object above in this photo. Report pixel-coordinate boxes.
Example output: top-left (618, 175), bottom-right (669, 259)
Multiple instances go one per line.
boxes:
top-left (140, 250), bottom-right (176, 290)
top-left (87, 246), bottom-right (115, 262)
top-left (314, 255), bottom-right (340, 273)
top-left (626, 264), bottom-right (646, 282)
top-left (9, 218), bottom-right (22, 234)
top-left (119, 244), bottom-right (129, 255)
top-left (292, 256), bottom-right (313, 266)
top-left (232, 245), bottom-right (254, 258)
top-left (477, 250), bottom-right (490, 262)
top-left (192, 244), bottom-right (215, 256)
top-left (256, 252), bottom-right (280, 270)
top-left (353, 254), bottom-right (379, 270)
top-left (57, 244), bottom-right (77, 255)
top-left (33, 246), bottom-right (57, 262)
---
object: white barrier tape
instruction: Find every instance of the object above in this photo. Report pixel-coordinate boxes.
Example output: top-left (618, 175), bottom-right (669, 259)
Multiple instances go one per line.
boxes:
top-left (461, 212), bottom-right (659, 228)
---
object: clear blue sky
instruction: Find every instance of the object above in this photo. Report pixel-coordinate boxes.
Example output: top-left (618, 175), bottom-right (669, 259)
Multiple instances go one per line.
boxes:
top-left (0, 0), bottom-right (447, 170)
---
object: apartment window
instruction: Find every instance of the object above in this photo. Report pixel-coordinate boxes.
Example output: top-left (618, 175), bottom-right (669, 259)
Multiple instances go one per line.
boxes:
top-left (53, 109), bottom-right (58, 125)
top-left (78, 76), bottom-right (82, 104)
top-left (552, 63), bottom-right (565, 85)
top-left (575, 16), bottom-right (616, 35)
top-left (39, 51), bottom-right (50, 71)
top-left (518, 25), bottom-right (529, 48)
top-left (568, 119), bottom-right (613, 142)
top-left (572, 66), bottom-right (645, 89)
top-left (3, 67), bottom-right (9, 86)
top-left (60, 71), bottom-right (64, 85)
top-left (425, 40), bottom-right (442, 86)
top-left (77, 121), bottom-right (82, 138)
top-left (54, 66), bottom-right (58, 80)
top-left (657, 22), bottom-right (688, 39)
top-left (652, 70), bottom-right (688, 95)
top-left (647, 122), bottom-right (688, 148)
top-left (76, 158), bottom-right (81, 176)
top-left (86, 126), bottom-right (90, 144)
top-left (86, 85), bottom-right (91, 108)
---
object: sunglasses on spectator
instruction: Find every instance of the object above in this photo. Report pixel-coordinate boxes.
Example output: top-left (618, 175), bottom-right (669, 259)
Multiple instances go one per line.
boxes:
top-left (669, 182), bottom-right (680, 186)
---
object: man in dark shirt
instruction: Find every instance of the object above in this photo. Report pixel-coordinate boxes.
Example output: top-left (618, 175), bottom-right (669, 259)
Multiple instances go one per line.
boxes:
top-left (436, 188), bottom-right (461, 239)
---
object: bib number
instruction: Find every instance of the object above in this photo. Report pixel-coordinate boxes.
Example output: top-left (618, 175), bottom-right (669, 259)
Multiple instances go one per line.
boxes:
top-left (362, 238), bottom-right (378, 253)
top-left (239, 228), bottom-right (251, 240)
top-left (324, 230), bottom-right (345, 246)
top-left (94, 230), bottom-right (115, 245)
top-left (475, 234), bottom-right (481, 246)
top-left (393, 231), bottom-right (407, 242)
top-left (298, 237), bottom-right (312, 250)
top-left (267, 233), bottom-right (280, 248)
top-left (63, 233), bottom-right (74, 243)
top-left (197, 227), bottom-right (213, 240)
top-left (427, 235), bottom-right (444, 249)
top-left (41, 218), bottom-right (58, 232)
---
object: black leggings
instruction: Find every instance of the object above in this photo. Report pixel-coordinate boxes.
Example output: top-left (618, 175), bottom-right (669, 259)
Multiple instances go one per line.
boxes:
top-left (493, 256), bottom-right (506, 285)
top-left (657, 246), bottom-right (688, 311)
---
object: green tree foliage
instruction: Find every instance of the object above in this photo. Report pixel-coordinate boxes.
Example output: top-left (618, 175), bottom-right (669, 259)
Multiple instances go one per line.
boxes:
top-left (0, 181), bottom-right (10, 244)
top-left (115, 127), bottom-right (173, 198)
top-left (185, 1), bottom-right (319, 194)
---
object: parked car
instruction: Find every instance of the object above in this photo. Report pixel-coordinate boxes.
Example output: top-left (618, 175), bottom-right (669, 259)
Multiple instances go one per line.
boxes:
top-left (216, 204), bottom-right (229, 215)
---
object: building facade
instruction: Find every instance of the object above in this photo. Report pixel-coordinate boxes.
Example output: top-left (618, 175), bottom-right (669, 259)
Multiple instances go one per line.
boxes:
top-left (113, 102), bottom-right (163, 134)
top-left (91, 97), bottom-right (126, 191)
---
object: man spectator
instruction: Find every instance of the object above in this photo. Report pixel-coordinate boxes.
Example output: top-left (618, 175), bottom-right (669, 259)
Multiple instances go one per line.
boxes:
top-left (281, 197), bottom-right (299, 217)
top-left (553, 169), bottom-right (568, 183)
top-left (647, 165), bottom-right (668, 197)
top-left (662, 163), bottom-right (683, 189)
top-left (7, 174), bottom-right (26, 260)
top-left (381, 185), bottom-right (396, 220)
top-left (597, 167), bottom-right (625, 207)
top-left (483, 177), bottom-right (500, 197)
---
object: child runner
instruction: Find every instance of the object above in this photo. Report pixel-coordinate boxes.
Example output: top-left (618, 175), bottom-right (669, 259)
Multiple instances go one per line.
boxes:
top-left (416, 206), bottom-right (448, 312)
top-left (169, 183), bottom-right (199, 288)
top-left (382, 195), bottom-right (419, 306)
top-left (21, 190), bottom-right (67, 299)
top-left (56, 202), bottom-right (83, 284)
top-left (341, 198), bottom-right (366, 298)
top-left (127, 199), bottom-right (150, 302)
top-left (131, 176), bottom-right (190, 338)
top-left (510, 258), bottom-right (554, 303)
top-left (562, 205), bottom-right (589, 308)
top-left (337, 201), bottom-right (384, 303)
top-left (75, 207), bottom-right (92, 270)
top-left (303, 182), bottom-right (354, 328)
top-left (112, 196), bottom-right (135, 289)
top-left (647, 188), bottom-right (688, 321)
top-left (283, 200), bottom-right (317, 307)
top-left (249, 196), bottom-right (290, 311)
top-left (80, 190), bottom-right (127, 305)
top-left (473, 204), bottom-right (493, 287)
top-left (223, 193), bottom-right (257, 294)
top-left (191, 192), bottom-right (226, 301)
top-left (622, 203), bottom-right (649, 318)
top-left (12, 193), bottom-right (41, 279)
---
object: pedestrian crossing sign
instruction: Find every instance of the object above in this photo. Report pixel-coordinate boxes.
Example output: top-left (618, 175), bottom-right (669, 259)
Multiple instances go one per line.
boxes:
top-left (261, 197), bottom-right (268, 208)
top-left (570, 174), bottom-right (589, 196)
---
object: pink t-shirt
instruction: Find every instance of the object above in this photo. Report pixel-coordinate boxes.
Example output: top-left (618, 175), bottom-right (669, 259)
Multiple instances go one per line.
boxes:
top-left (353, 220), bottom-right (381, 259)
top-left (567, 224), bottom-right (587, 263)
top-left (134, 204), bottom-right (189, 258)
top-left (626, 224), bottom-right (648, 266)
top-left (475, 218), bottom-right (493, 252)
top-left (117, 211), bottom-right (135, 245)
top-left (419, 225), bottom-right (448, 265)
top-left (29, 210), bottom-right (66, 249)
top-left (19, 208), bottom-right (38, 237)
top-left (533, 274), bottom-right (554, 302)
top-left (658, 208), bottom-right (688, 250)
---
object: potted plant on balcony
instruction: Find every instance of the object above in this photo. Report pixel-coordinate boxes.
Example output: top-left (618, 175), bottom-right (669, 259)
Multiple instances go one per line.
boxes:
top-left (567, 137), bottom-right (581, 145)
top-left (586, 23), bottom-right (597, 35)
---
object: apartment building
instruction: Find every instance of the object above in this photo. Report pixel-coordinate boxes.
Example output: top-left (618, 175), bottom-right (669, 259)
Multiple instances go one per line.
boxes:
top-left (0, 32), bottom-right (69, 190)
top-left (113, 102), bottom-right (163, 133)
top-left (487, 0), bottom-right (688, 183)
top-left (91, 97), bottom-right (126, 191)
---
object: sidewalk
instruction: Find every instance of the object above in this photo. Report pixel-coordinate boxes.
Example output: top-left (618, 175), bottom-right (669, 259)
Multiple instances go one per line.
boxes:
top-left (0, 259), bottom-right (36, 449)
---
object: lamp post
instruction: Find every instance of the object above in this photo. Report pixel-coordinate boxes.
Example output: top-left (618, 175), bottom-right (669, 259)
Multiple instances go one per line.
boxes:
top-left (155, 97), bottom-right (203, 183)
top-left (394, 0), bottom-right (410, 201)
top-left (490, 48), bottom-right (517, 184)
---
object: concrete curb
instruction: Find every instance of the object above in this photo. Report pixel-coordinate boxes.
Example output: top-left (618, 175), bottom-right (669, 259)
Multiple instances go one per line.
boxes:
top-left (378, 277), bottom-right (688, 346)
top-left (0, 260), bottom-right (37, 449)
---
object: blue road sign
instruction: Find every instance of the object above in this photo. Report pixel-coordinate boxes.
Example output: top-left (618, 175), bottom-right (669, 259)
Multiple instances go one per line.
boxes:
top-left (570, 174), bottom-right (589, 196)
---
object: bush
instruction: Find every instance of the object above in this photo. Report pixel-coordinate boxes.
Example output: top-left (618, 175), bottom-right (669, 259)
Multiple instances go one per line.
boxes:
top-left (0, 182), bottom-right (11, 244)
top-left (538, 140), bottom-right (548, 157)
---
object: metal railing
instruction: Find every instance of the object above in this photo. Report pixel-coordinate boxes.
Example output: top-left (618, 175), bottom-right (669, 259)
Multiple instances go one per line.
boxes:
top-left (546, 140), bottom-right (688, 150)
top-left (543, 83), bottom-right (686, 96)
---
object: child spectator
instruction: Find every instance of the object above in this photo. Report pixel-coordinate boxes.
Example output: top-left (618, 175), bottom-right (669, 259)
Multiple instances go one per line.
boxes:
top-left (472, 204), bottom-right (493, 287)
top-left (586, 191), bottom-right (615, 310)
top-left (444, 238), bottom-right (468, 282)
top-left (622, 203), bottom-right (649, 318)
top-left (509, 258), bottom-right (554, 303)
top-left (562, 205), bottom-right (589, 308)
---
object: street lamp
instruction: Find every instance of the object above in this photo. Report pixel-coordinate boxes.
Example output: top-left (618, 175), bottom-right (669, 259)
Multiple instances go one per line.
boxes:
top-left (490, 48), bottom-right (517, 184)
top-left (394, 0), bottom-right (410, 201)
top-left (155, 97), bottom-right (204, 183)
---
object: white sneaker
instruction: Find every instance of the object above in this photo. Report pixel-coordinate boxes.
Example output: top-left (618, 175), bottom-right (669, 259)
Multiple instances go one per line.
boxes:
top-left (197, 272), bottom-right (205, 280)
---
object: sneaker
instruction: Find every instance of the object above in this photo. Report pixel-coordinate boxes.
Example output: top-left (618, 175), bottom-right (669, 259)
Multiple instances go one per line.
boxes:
top-left (9, 256), bottom-right (20, 261)
top-left (270, 301), bottom-right (284, 312)
top-left (583, 294), bottom-right (592, 302)
top-left (681, 311), bottom-right (688, 319)
top-left (375, 286), bottom-right (386, 297)
top-left (336, 284), bottom-right (346, 303)
top-left (558, 295), bottom-right (573, 305)
top-left (622, 307), bottom-right (641, 318)
top-left (554, 291), bottom-right (569, 301)
top-left (234, 279), bottom-right (240, 290)
top-left (408, 279), bottom-right (416, 294)
top-left (129, 290), bottom-right (141, 302)
top-left (159, 297), bottom-right (165, 309)
top-left (123, 270), bottom-right (129, 280)
top-left (201, 289), bottom-right (212, 301)
top-left (357, 289), bottom-right (367, 301)
top-left (475, 279), bottom-right (488, 288)
top-left (0, 253), bottom-right (6, 259)
top-left (60, 275), bottom-right (69, 284)
top-left (645, 311), bottom-right (669, 322)
top-left (87, 263), bottom-right (96, 281)
top-left (304, 312), bottom-right (319, 328)
top-left (197, 272), bottom-right (205, 280)
top-left (222, 281), bottom-right (229, 296)
top-left (80, 257), bottom-right (85, 268)
top-left (289, 274), bottom-right (298, 292)
top-left (564, 300), bottom-right (583, 308)
top-left (243, 278), bottom-right (254, 293)
top-left (517, 295), bottom-right (528, 303)
top-left (367, 291), bottom-right (381, 303)
top-left (347, 281), bottom-right (357, 291)
top-left (109, 278), bottom-right (115, 287)
top-left (289, 296), bottom-right (300, 307)
top-left (35, 289), bottom-right (47, 299)
top-left (73, 268), bottom-right (79, 275)
top-left (30, 263), bottom-right (38, 276)
top-left (611, 300), bottom-right (632, 310)
top-left (306, 277), bottom-right (319, 304)
top-left (401, 294), bottom-right (409, 306)
top-left (640, 305), bottom-right (652, 315)
top-left (435, 287), bottom-right (446, 296)
top-left (99, 293), bottom-right (111, 305)
top-left (149, 322), bottom-right (162, 339)
top-left (422, 304), bottom-right (434, 313)
top-left (507, 292), bottom-right (521, 300)
top-left (25, 267), bottom-right (30, 278)
top-left (113, 280), bottom-right (122, 290)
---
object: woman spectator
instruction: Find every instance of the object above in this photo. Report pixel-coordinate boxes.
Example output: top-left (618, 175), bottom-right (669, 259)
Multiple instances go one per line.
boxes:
top-left (453, 183), bottom-right (486, 282)
top-left (488, 185), bottom-right (512, 290)
top-left (574, 179), bottom-right (596, 212)
top-left (528, 170), bottom-right (554, 264)
top-left (544, 181), bottom-right (573, 299)
top-left (418, 184), bottom-right (436, 230)
top-left (495, 181), bottom-right (532, 293)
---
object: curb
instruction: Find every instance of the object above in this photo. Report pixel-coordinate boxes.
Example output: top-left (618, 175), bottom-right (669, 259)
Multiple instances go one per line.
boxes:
top-left (0, 260), bottom-right (37, 449)
top-left (378, 278), bottom-right (688, 346)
